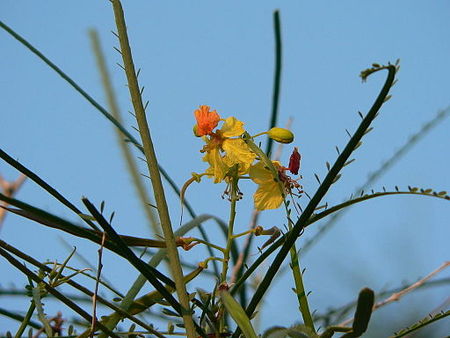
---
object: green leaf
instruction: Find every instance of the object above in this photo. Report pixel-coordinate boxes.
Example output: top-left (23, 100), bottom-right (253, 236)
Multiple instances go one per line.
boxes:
top-left (219, 290), bottom-right (257, 338)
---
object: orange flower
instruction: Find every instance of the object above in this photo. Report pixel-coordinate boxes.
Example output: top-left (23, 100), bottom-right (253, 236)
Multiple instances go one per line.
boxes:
top-left (194, 105), bottom-right (220, 136)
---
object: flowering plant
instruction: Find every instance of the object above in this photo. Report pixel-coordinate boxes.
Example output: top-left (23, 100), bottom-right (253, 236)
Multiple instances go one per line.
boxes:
top-left (0, 2), bottom-right (448, 337)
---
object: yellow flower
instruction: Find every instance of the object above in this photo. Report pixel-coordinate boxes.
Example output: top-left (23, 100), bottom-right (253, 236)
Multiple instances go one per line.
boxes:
top-left (193, 107), bottom-right (256, 183)
top-left (249, 148), bottom-right (302, 210)
top-left (249, 161), bottom-right (285, 210)
top-left (203, 117), bottom-right (256, 183)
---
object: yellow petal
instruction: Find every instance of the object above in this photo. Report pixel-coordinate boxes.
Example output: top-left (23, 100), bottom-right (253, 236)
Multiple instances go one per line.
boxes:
top-left (203, 148), bottom-right (229, 183)
top-left (249, 161), bottom-right (282, 184)
top-left (249, 161), bottom-right (273, 184)
top-left (222, 139), bottom-right (256, 175)
top-left (253, 181), bottom-right (284, 210)
top-left (221, 117), bottom-right (245, 138)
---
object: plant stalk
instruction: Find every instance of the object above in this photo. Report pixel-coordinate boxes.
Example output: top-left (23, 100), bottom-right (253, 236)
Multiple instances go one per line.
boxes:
top-left (111, 1), bottom-right (196, 336)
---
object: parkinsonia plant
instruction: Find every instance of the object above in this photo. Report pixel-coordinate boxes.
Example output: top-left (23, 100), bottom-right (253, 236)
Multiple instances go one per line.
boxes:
top-left (0, 1), bottom-right (449, 337)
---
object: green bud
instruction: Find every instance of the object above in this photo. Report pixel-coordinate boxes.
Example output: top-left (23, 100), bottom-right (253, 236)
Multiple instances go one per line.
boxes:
top-left (193, 124), bottom-right (201, 137)
top-left (267, 127), bottom-right (294, 143)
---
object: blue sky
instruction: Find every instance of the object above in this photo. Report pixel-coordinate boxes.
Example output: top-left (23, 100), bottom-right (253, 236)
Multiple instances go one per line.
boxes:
top-left (1, 1), bottom-right (449, 335)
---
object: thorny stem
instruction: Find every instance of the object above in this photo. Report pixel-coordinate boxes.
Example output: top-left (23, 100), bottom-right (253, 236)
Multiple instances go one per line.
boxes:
top-left (88, 29), bottom-right (160, 236)
top-left (240, 64), bottom-right (398, 330)
top-left (285, 213), bottom-right (315, 331)
top-left (111, 1), bottom-right (197, 336)
top-left (244, 134), bottom-right (315, 331)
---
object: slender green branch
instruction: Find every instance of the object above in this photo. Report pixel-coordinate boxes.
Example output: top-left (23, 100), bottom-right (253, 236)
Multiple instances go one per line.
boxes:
top-left (391, 310), bottom-right (450, 337)
top-left (231, 187), bottom-right (448, 299)
top-left (14, 300), bottom-right (36, 338)
top-left (88, 29), bottom-right (160, 235)
top-left (266, 9), bottom-right (283, 156)
top-left (0, 20), bottom-right (212, 257)
top-left (0, 239), bottom-right (168, 335)
top-left (244, 134), bottom-right (315, 330)
top-left (0, 246), bottom-right (120, 338)
top-left (98, 214), bottom-right (216, 333)
top-left (302, 105), bottom-right (450, 254)
top-left (235, 65), bottom-right (398, 334)
top-left (220, 176), bottom-right (239, 283)
top-left (110, 1), bottom-right (196, 336)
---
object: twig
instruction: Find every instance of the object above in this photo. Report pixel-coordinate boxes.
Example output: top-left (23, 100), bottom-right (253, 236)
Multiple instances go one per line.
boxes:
top-left (91, 232), bottom-right (106, 337)
top-left (338, 261), bottom-right (450, 327)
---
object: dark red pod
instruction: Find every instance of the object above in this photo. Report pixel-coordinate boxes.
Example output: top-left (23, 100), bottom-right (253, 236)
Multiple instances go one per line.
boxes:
top-left (288, 147), bottom-right (301, 175)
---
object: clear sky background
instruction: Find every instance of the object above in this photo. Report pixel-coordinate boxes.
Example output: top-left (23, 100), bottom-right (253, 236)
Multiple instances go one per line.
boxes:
top-left (1, 1), bottom-right (449, 336)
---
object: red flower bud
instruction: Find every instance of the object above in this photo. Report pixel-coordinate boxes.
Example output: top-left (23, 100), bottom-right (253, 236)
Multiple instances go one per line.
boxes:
top-left (288, 147), bottom-right (301, 175)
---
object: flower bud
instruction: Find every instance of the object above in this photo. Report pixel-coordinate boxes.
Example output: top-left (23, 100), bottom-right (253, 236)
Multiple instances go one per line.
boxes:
top-left (193, 124), bottom-right (201, 137)
top-left (267, 127), bottom-right (294, 143)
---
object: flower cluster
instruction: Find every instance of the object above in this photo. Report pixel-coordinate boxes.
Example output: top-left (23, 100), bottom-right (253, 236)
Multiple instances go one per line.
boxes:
top-left (192, 105), bottom-right (301, 210)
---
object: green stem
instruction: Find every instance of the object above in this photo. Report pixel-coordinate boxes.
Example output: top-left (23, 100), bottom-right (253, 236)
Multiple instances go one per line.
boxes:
top-left (242, 64), bottom-right (397, 325)
top-left (244, 133), bottom-right (315, 330)
top-left (0, 246), bottom-right (120, 337)
top-left (14, 301), bottom-right (36, 338)
top-left (88, 29), bottom-right (160, 236)
top-left (111, 1), bottom-right (196, 336)
top-left (284, 204), bottom-right (314, 331)
top-left (219, 174), bottom-right (239, 333)
top-left (220, 177), bottom-right (239, 283)
top-left (0, 20), bottom-right (219, 276)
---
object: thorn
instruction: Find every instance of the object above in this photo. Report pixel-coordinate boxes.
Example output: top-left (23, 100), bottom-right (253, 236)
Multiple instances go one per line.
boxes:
top-left (395, 186), bottom-right (399, 192)
top-left (332, 174), bottom-right (341, 184)
top-left (111, 30), bottom-right (119, 38)
top-left (335, 146), bottom-right (340, 155)
top-left (116, 62), bottom-right (125, 71)
top-left (344, 158), bottom-right (355, 167)
top-left (345, 129), bottom-right (352, 138)
top-left (136, 68), bottom-right (141, 78)
top-left (113, 46), bottom-right (122, 55)
top-left (358, 111), bottom-right (364, 119)
top-left (109, 211), bottom-right (115, 223)
top-left (314, 173), bottom-right (321, 184)
top-left (144, 101), bottom-right (149, 111)
top-left (128, 110), bottom-right (136, 118)
top-left (132, 126), bottom-right (140, 133)
top-left (364, 127), bottom-right (373, 135)
top-left (140, 86), bottom-right (145, 96)
top-left (326, 161), bottom-right (331, 170)
top-left (137, 156), bottom-right (147, 163)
